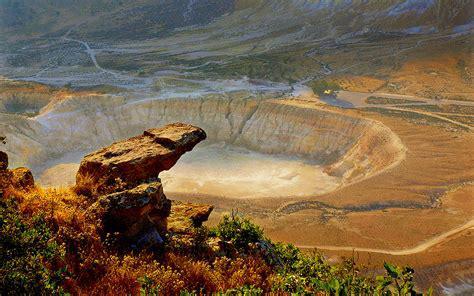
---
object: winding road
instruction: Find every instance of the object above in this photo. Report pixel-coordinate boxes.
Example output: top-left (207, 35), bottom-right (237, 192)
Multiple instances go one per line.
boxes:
top-left (334, 90), bottom-right (474, 130)
top-left (382, 106), bottom-right (473, 131)
top-left (297, 218), bottom-right (474, 255)
top-left (62, 37), bottom-right (119, 77)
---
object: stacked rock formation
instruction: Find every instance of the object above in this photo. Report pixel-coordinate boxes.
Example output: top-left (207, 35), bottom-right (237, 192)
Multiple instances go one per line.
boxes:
top-left (75, 123), bottom-right (212, 248)
top-left (0, 150), bottom-right (35, 197)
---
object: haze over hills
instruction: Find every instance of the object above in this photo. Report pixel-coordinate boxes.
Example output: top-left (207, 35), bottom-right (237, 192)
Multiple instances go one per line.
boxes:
top-left (0, 0), bottom-right (473, 294)
top-left (2, 0), bottom-right (472, 39)
top-left (1, 0), bottom-right (472, 93)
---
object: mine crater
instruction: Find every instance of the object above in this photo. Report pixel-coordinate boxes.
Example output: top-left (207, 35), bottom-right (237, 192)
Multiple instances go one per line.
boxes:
top-left (2, 94), bottom-right (406, 199)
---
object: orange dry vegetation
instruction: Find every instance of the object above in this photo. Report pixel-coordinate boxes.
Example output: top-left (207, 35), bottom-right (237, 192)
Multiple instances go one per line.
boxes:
top-left (333, 53), bottom-right (473, 100)
top-left (333, 76), bottom-right (386, 93)
top-left (5, 187), bottom-right (274, 295)
top-left (385, 54), bottom-right (473, 99)
top-left (0, 79), bottom-right (101, 101)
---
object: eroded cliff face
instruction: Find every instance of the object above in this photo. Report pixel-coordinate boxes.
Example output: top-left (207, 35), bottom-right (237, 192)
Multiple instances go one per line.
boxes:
top-left (2, 93), bottom-right (406, 190)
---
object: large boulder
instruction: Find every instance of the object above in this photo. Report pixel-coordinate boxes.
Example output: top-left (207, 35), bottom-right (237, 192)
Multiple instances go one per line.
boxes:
top-left (0, 151), bottom-right (7, 170)
top-left (76, 123), bottom-right (211, 250)
top-left (0, 170), bottom-right (12, 197)
top-left (11, 167), bottom-right (35, 189)
top-left (0, 151), bottom-right (10, 195)
top-left (0, 151), bottom-right (34, 195)
top-left (76, 123), bottom-right (206, 196)
top-left (88, 182), bottom-right (170, 238)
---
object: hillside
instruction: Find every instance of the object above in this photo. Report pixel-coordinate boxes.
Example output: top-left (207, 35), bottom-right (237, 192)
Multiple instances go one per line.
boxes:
top-left (2, 0), bottom-right (471, 39)
top-left (0, 1), bottom-right (473, 294)
top-left (1, 0), bottom-right (472, 100)
top-left (0, 125), bottom-right (428, 295)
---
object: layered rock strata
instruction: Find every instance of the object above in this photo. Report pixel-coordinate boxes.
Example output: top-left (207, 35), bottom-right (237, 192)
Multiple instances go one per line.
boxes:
top-left (3, 94), bottom-right (406, 190)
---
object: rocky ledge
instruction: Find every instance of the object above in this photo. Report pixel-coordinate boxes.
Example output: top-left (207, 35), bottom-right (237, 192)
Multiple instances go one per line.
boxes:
top-left (76, 122), bottom-right (207, 196)
top-left (75, 123), bottom-right (212, 249)
top-left (0, 150), bottom-right (35, 197)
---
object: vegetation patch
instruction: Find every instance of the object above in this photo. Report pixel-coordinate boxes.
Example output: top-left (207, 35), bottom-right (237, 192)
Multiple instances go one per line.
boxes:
top-left (0, 198), bottom-right (66, 295)
top-left (71, 84), bottom-right (128, 94)
top-left (398, 104), bottom-right (474, 115)
top-left (307, 80), bottom-right (341, 96)
top-left (196, 50), bottom-right (320, 83)
top-left (365, 96), bottom-right (424, 105)
top-left (0, 188), bottom-right (431, 295)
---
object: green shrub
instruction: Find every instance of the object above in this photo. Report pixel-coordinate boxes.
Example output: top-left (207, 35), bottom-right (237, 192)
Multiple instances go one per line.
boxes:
top-left (210, 214), bottom-right (428, 295)
top-left (211, 213), bottom-right (266, 252)
top-left (219, 285), bottom-right (263, 295)
top-left (138, 276), bottom-right (160, 296)
top-left (307, 79), bottom-right (341, 95)
top-left (0, 198), bottom-right (66, 295)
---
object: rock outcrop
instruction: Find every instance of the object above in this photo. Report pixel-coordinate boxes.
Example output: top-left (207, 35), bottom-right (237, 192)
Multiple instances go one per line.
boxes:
top-left (167, 201), bottom-right (214, 234)
top-left (76, 123), bottom-right (207, 196)
top-left (76, 123), bottom-right (211, 249)
top-left (0, 151), bottom-right (35, 196)
top-left (0, 151), bottom-right (8, 170)
top-left (11, 167), bottom-right (35, 189)
top-left (88, 182), bottom-right (171, 238)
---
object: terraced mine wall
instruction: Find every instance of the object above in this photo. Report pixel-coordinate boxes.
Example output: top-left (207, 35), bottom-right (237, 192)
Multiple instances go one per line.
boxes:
top-left (0, 92), bottom-right (52, 115)
top-left (1, 94), bottom-right (406, 186)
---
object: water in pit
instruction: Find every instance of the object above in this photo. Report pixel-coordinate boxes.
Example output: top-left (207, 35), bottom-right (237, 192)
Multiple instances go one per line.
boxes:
top-left (37, 144), bottom-right (341, 199)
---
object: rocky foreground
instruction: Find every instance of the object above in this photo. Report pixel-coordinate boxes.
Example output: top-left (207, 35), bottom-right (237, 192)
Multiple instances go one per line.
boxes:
top-left (0, 123), bottom-right (429, 295)
top-left (76, 122), bottom-right (213, 250)
top-left (1, 123), bottom-right (214, 251)
top-left (0, 151), bottom-right (34, 196)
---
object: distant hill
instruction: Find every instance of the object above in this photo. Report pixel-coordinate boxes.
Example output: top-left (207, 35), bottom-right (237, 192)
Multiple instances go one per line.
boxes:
top-left (0, 0), bottom-right (472, 97)
top-left (0, 0), bottom-right (234, 39)
top-left (1, 0), bottom-right (472, 41)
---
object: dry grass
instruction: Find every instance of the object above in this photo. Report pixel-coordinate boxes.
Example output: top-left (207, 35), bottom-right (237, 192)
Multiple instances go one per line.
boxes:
top-left (3, 186), bottom-right (275, 295)
top-left (333, 76), bottom-right (386, 93)
top-left (384, 53), bottom-right (473, 99)
top-left (330, 52), bottom-right (473, 101)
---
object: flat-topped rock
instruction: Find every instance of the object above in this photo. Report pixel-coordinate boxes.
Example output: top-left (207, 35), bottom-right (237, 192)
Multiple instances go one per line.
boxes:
top-left (76, 123), bottom-right (206, 196)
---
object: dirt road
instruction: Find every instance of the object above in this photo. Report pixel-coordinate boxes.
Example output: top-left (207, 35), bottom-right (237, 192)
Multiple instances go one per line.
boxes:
top-left (297, 218), bottom-right (474, 255)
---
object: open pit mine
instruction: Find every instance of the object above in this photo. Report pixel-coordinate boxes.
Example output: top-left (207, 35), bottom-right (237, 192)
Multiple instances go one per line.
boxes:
top-left (1, 0), bottom-right (473, 294)
top-left (2, 93), bottom-right (405, 198)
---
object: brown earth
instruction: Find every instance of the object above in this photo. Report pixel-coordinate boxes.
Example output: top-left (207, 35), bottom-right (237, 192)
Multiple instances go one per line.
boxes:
top-left (168, 102), bottom-right (474, 291)
top-left (332, 51), bottom-right (473, 101)
top-left (0, 78), bottom-right (109, 115)
top-left (2, 76), bottom-right (473, 291)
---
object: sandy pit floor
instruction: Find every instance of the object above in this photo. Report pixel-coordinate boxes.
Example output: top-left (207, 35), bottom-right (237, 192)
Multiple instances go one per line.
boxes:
top-left (37, 144), bottom-right (341, 198)
top-left (161, 144), bottom-right (341, 199)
